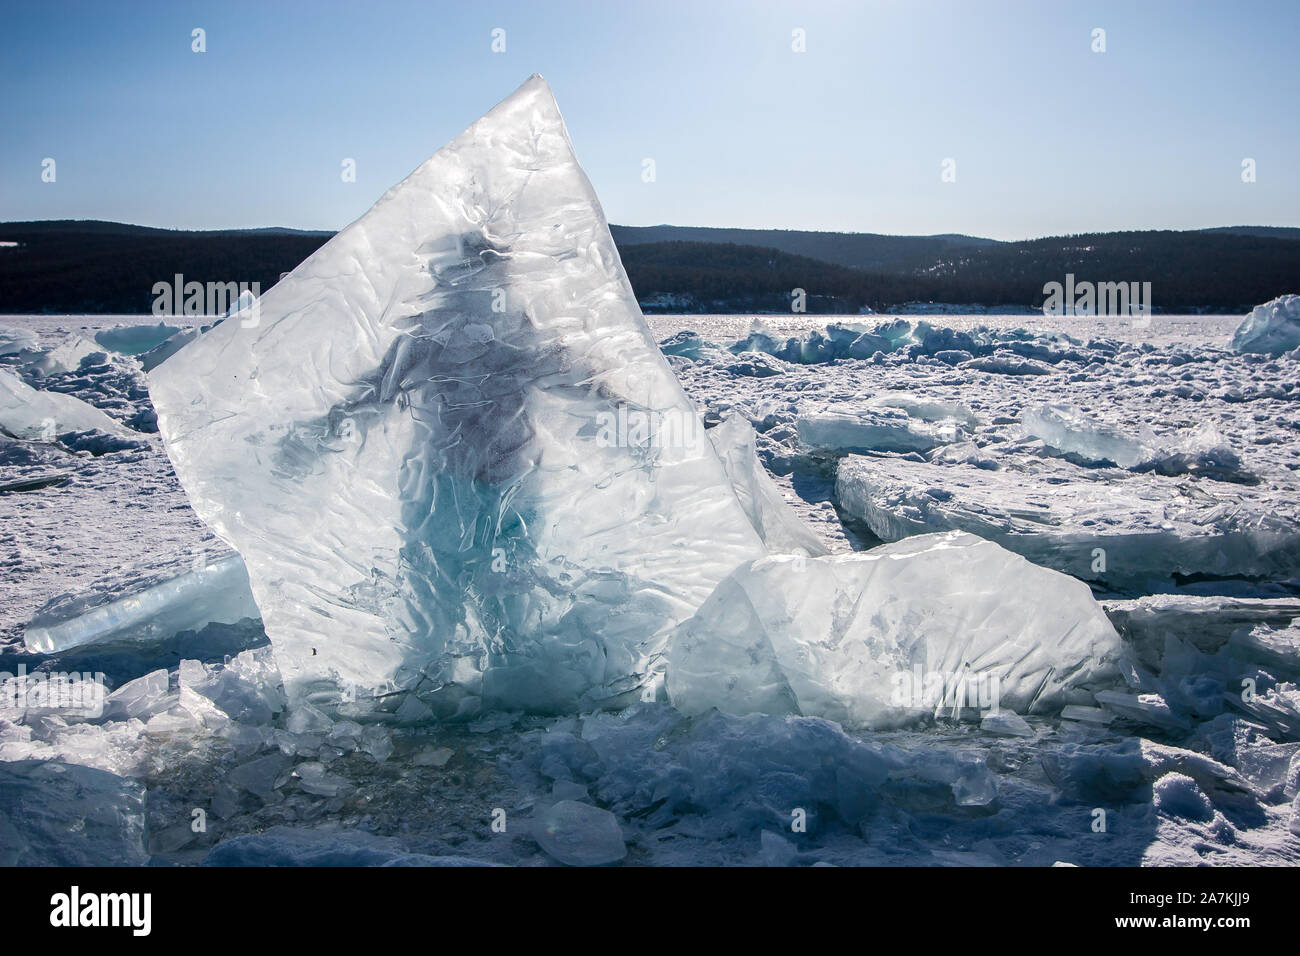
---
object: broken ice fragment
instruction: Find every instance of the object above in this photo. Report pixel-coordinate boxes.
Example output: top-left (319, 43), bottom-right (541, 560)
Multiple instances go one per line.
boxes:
top-left (981, 711), bottom-right (1034, 737)
top-left (1095, 690), bottom-right (1191, 732)
top-left (150, 75), bottom-right (763, 717)
top-left (24, 551), bottom-right (260, 654)
top-left (1059, 705), bottom-right (1114, 725)
top-left (102, 668), bottom-right (173, 721)
top-left (294, 761), bottom-right (351, 798)
top-left (666, 531), bottom-right (1129, 726)
top-left (25, 334), bottom-right (101, 377)
top-left (836, 453), bottom-right (1300, 595)
top-left (531, 799), bottom-right (626, 865)
top-left (228, 753), bottom-right (292, 801)
top-left (412, 746), bottom-right (455, 767)
top-left (708, 414), bottom-right (828, 556)
top-left (1230, 294), bottom-right (1300, 356)
top-left (0, 326), bottom-right (39, 355)
top-left (94, 322), bottom-right (182, 356)
top-left (798, 406), bottom-right (963, 455)
top-left (0, 368), bottom-right (135, 441)
top-left (1021, 403), bottom-right (1155, 468)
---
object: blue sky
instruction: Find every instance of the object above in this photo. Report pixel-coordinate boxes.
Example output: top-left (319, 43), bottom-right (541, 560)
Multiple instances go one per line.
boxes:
top-left (1, 0), bottom-right (1296, 240)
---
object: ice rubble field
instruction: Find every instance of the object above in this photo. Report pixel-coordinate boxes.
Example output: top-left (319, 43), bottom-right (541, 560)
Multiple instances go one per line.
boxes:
top-left (2, 79), bottom-right (1300, 866)
top-left (4, 307), bottom-right (1300, 866)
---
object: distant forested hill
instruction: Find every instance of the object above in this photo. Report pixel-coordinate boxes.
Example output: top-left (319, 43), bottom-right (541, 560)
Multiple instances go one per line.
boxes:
top-left (904, 231), bottom-right (1300, 313)
top-left (618, 241), bottom-right (1010, 313)
top-left (0, 221), bottom-right (332, 314)
top-left (0, 219), bottom-right (1296, 314)
top-left (608, 225), bottom-right (996, 272)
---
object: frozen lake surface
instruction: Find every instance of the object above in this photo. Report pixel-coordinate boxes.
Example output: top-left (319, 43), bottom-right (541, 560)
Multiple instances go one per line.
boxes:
top-left (2, 310), bottom-right (1298, 866)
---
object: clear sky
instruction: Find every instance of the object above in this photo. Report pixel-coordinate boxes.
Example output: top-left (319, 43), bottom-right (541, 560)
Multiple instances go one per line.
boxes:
top-left (1, 0), bottom-right (1296, 241)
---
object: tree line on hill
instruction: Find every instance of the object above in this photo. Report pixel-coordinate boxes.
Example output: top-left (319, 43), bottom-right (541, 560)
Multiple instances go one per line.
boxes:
top-left (0, 220), bottom-right (1295, 315)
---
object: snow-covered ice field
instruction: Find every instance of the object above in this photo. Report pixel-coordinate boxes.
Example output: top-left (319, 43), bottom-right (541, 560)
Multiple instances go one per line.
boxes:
top-left (3, 305), bottom-right (1299, 866)
top-left (3, 76), bottom-right (1299, 869)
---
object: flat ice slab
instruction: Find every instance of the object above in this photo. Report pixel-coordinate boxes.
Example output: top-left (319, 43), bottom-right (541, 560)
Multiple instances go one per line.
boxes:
top-left (24, 549), bottom-right (260, 654)
top-left (150, 76), bottom-right (764, 717)
top-left (837, 452), bottom-right (1300, 595)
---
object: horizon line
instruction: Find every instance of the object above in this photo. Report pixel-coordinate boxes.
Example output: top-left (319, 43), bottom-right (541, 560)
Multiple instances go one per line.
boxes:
top-left (3, 217), bottom-right (1299, 246)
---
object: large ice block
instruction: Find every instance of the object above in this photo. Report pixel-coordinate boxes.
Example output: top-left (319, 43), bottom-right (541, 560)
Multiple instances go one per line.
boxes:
top-left (94, 322), bottom-right (182, 356)
top-left (150, 76), bottom-right (765, 717)
top-left (665, 531), bottom-right (1130, 727)
top-left (797, 406), bottom-right (966, 455)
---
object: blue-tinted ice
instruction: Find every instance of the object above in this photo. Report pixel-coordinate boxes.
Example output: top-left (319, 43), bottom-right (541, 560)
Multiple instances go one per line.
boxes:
top-left (151, 76), bottom-right (766, 717)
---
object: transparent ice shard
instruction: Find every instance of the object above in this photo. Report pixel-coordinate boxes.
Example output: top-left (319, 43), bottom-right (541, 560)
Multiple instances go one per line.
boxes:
top-left (0, 327), bottom-right (39, 356)
top-left (0, 368), bottom-right (135, 440)
top-left (24, 550), bottom-right (261, 654)
top-left (708, 414), bottom-right (828, 556)
top-left (1231, 294), bottom-right (1300, 356)
top-left (150, 75), bottom-right (764, 717)
top-left (666, 532), bottom-right (1130, 727)
top-left (1021, 403), bottom-right (1155, 469)
top-left (94, 322), bottom-right (182, 356)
